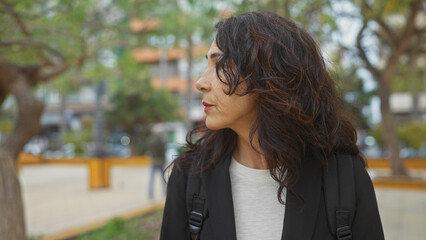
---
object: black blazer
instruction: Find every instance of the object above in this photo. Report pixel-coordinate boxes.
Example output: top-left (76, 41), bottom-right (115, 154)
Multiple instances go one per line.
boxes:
top-left (160, 153), bottom-right (385, 240)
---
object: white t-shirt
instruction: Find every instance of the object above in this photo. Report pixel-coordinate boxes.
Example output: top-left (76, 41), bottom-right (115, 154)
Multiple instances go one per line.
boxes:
top-left (229, 157), bottom-right (286, 240)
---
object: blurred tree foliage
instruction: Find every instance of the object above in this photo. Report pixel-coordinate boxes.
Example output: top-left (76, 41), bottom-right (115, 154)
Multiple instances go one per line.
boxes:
top-left (369, 124), bottom-right (384, 147)
top-left (333, 0), bottom-right (424, 176)
top-left (370, 121), bottom-right (426, 155)
top-left (0, 0), bottom-right (120, 78)
top-left (105, 52), bottom-right (181, 155)
top-left (329, 49), bottom-right (375, 129)
top-left (61, 116), bottom-right (93, 156)
top-left (0, 1), bottom-right (134, 238)
top-left (391, 63), bottom-right (426, 120)
top-left (137, 0), bottom-right (218, 128)
top-left (0, 108), bottom-right (16, 135)
top-left (398, 121), bottom-right (426, 152)
top-left (235, 0), bottom-right (339, 44)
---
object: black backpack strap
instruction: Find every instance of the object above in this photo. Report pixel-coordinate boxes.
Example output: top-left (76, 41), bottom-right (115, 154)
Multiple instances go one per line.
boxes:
top-left (189, 195), bottom-right (205, 240)
top-left (323, 153), bottom-right (356, 240)
top-left (186, 166), bottom-right (208, 240)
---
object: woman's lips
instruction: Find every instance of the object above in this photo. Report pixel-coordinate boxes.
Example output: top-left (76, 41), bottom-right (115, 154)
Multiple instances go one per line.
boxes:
top-left (202, 101), bottom-right (214, 112)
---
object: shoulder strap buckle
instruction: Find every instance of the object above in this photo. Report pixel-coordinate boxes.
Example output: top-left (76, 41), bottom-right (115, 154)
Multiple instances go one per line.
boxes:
top-left (189, 210), bottom-right (203, 230)
top-left (337, 225), bottom-right (352, 240)
top-left (188, 193), bottom-right (206, 240)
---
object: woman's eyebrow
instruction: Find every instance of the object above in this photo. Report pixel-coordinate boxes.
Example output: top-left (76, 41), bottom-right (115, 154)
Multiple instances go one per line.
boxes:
top-left (205, 52), bottom-right (222, 60)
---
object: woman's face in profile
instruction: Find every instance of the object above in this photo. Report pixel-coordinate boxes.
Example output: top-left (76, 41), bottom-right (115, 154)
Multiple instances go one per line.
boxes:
top-left (195, 40), bottom-right (257, 132)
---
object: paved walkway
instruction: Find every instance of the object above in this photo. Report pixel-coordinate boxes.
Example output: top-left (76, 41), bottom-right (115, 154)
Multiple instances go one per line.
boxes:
top-left (19, 165), bottom-right (426, 240)
top-left (376, 188), bottom-right (426, 240)
top-left (20, 165), bottom-right (166, 237)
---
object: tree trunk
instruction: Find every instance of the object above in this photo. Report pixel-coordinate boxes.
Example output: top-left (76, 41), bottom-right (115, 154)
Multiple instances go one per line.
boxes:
top-left (0, 150), bottom-right (26, 240)
top-left (0, 61), bottom-right (45, 240)
top-left (355, 0), bottom-right (422, 178)
top-left (378, 80), bottom-right (407, 177)
top-left (411, 93), bottom-right (420, 120)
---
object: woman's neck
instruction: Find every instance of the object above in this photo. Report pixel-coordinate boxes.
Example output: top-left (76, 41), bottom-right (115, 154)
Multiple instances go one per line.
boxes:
top-left (232, 131), bottom-right (268, 169)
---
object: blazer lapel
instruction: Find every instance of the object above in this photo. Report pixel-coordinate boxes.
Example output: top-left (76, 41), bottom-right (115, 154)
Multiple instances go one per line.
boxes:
top-left (282, 155), bottom-right (323, 240)
top-left (202, 152), bottom-right (322, 240)
top-left (203, 154), bottom-right (237, 240)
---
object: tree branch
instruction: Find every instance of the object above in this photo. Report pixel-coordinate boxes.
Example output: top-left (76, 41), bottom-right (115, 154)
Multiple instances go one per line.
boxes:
top-left (361, 0), bottom-right (398, 49)
top-left (414, 27), bottom-right (426, 35)
top-left (356, 21), bottom-right (381, 81)
top-left (0, 39), bottom-right (65, 63)
top-left (0, 1), bottom-right (67, 21)
top-left (374, 18), bottom-right (398, 50)
top-left (399, 0), bottom-right (422, 47)
top-left (0, 38), bottom-right (88, 81)
top-left (0, 1), bottom-right (71, 65)
top-left (382, 0), bottom-right (423, 83)
top-left (37, 63), bottom-right (69, 83)
top-left (0, 0), bottom-right (32, 38)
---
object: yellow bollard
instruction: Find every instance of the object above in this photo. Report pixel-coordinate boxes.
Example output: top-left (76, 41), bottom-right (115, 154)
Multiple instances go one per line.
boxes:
top-left (103, 160), bottom-right (110, 187)
top-left (89, 158), bottom-right (110, 189)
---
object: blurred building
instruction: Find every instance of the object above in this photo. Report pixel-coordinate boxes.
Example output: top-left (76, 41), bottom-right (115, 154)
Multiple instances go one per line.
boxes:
top-left (390, 92), bottom-right (426, 123)
top-left (39, 86), bottom-right (109, 132)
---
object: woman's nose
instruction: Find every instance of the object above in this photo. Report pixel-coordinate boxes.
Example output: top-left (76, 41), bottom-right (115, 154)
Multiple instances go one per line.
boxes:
top-left (195, 72), bottom-right (211, 92)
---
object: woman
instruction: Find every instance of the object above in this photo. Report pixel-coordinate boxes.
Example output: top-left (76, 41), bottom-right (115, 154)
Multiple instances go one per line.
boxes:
top-left (160, 11), bottom-right (384, 240)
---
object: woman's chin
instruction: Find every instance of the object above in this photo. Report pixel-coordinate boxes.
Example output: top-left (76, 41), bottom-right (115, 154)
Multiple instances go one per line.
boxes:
top-left (205, 119), bottom-right (223, 130)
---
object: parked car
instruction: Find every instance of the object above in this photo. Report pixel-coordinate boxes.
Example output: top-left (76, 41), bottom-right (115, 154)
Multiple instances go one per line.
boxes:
top-left (23, 143), bottom-right (43, 155)
top-left (105, 143), bottom-right (131, 157)
top-left (42, 143), bottom-right (75, 159)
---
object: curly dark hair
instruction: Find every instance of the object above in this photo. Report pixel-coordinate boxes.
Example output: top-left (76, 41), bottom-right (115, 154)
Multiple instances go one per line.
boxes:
top-left (173, 11), bottom-right (364, 203)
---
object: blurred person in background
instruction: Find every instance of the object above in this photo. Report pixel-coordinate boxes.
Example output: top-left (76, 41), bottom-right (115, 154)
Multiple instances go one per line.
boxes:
top-left (160, 12), bottom-right (384, 240)
top-left (146, 131), bottom-right (167, 200)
